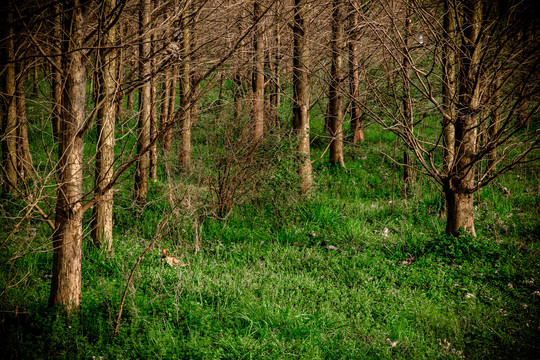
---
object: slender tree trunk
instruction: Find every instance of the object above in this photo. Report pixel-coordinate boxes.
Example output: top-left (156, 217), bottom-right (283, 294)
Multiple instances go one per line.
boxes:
top-left (49, 0), bottom-right (87, 312)
top-left (92, 0), bottom-right (117, 250)
top-left (328, 0), bottom-right (345, 167)
top-left (179, 9), bottom-right (192, 170)
top-left (160, 70), bottom-right (172, 154)
top-left (445, 0), bottom-right (482, 237)
top-left (292, 0), bottom-right (312, 193)
top-left (401, 6), bottom-right (414, 187)
top-left (149, 35), bottom-right (158, 181)
top-left (442, 0), bottom-right (456, 175)
top-left (16, 62), bottom-right (33, 179)
top-left (486, 72), bottom-right (500, 176)
top-left (134, 0), bottom-right (151, 202)
top-left (51, 3), bottom-right (62, 139)
top-left (273, 1), bottom-right (281, 112)
top-left (2, 8), bottom-right (18, 193)
top-left (252, 0), bottom-right (265, 140)
top-left (348, 9), bottom-right (364, 144)
top-left (164, 73), bottom-right (177, 154)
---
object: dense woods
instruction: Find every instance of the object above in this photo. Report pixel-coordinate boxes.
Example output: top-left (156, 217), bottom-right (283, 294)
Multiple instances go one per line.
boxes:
top-left (1, 0), bottom-right (539, 358)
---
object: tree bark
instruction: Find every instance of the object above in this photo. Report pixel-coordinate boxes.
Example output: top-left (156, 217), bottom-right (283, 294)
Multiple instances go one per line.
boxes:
top-left (292, 0), bottom-right (312, 193)
top-left (401, 6), bottom-right (414, 187)
top-left (51, 3), bottom-right (62, 139)
top-left (2, 8), bottom-right (18, 193)
top-left (92, 0), bottom-right (117, 250)
top-left (328, 0), bottom-right (345, 167)
top-left (251, 0), bottom-right (265, 140)
top-left (149, 34), bottom-right (158, 181)
top-left (442, 0), bottom-right (456, 175)
top-left (134, 0), bottom-right (151, 202)
top-left (179, 9), bottom-right (192, 170)
top-left (49, 0), bottom-right (87, 312)
top-left (445, 0), bottom-right (482, 237)
top-left (348, 9), bottom-right (364, 144)
top-left (16, 62), bottom-right (33, 180)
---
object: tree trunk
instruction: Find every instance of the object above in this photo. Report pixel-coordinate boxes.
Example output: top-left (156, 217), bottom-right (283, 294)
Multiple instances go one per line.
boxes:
top-left (160, 70), bottom-right (172, 155)
top-left (149, 35), bottom-right (158, 181)
top-left (446, 0), bottom-right (482, 237)
top-left (251, 0), bottom-right (265, 140)
top-left (51, 3), bottom-right (62, 139)
top-left (442, 0), bottom-right (456, 175)
top-left (179, 10), bottom-right (192, 170)
top-left (444, 186), bottom-right (475, 236)
top-left (2, 8), bottom-right (18, 193)
top-left (49, 0), bottom-right (87, 312)
top-left (486, 72), bottom-right (500, 176)
top-left (163, 72), bottom-right (176, 155)
top-left (292, 0), bottom-right (312, 193)
top-left (16, 62), bottom-right (33, 179)
top-left (134, 0), bottom-right (151, 202)
top-left (348, 9), bottom-right (364, 144)
top-left (92, 0), bottom-right (117, 251)
top-left (401, 6), bottom-right (414, 187)
top-left (328, 0), bottom-right (345, 167)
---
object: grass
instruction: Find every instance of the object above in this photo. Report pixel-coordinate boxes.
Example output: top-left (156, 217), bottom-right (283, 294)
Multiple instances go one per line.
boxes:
top-left (1, 91), bottom-right (539, 359)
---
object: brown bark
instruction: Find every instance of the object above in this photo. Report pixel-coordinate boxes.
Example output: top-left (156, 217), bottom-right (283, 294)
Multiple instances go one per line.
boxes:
top-left (445, 0), bottom-right (482, 237)
top-left (49, 0), bottom-right (87, 312)
top-left (179, 10), bottom-right (192, 170)
top-left (401, 7), bottom-right (414, 187)
top-left (134, 0), bottom-right (152, 202)
top-left (292, 0), bottom-right (312, 193)
top-left (51, 3), bottom-right (62, 139)
top-left (92, 0), bottom-right (117, 251)
top-left (486, 72), bottom-right (500, 176)
top-left (3, 8), bottom-right (18, 193)
top-left (16, 62), bottom-right (33, 179)
top-left (251, 0), bottom-right (265, 140)
top-left (442, 0), bottom-right (456, 175)
top-left (328, 0), bottom-right (345, 167)
top-left (150, 35), bottom-right (158, 181)
top-left (348, 9), bottom-right (364, 144)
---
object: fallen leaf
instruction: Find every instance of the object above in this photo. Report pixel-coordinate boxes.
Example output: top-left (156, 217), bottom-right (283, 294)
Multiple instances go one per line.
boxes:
top-left (161, 249), bottom-right (189, 267)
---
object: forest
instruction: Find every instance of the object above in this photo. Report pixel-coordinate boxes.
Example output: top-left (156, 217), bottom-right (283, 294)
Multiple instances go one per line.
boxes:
top-left (0, 0), bottom-right (539, 358)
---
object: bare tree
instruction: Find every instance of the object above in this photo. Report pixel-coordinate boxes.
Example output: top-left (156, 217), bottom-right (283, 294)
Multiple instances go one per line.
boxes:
top-left (292, 0), bottom-right (312, 192)
top-left (49, 0), bottom-right (89, 312)
top-left (252, 0), bottom-right (265, 140)
top-left (328, 0), bottom-right (345, 167)
top-left (134, 0), bottom-right (152, 202)
top-left (92, 0), bottom-right (119, 250)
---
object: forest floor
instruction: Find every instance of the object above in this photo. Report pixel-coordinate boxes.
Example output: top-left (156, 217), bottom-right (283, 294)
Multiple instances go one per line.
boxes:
top-left (1, 115), bottom-right (539, 359)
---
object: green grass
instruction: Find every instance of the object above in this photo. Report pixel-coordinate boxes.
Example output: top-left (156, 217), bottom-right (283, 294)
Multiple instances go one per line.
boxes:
top-left (1, 86), bottom-right (539, 359)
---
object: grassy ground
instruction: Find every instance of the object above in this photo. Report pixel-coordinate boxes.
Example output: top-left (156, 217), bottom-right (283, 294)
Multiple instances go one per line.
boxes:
top-left (1, 100), bottom-right (539, 359)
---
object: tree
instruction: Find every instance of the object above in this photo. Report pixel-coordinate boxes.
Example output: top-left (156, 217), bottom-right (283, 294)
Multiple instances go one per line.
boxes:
top-left (49, 0), bottom-right (88, 312)
top-left (1, 5), bottom-right (18, 193)
top-left (363, 0), bottom-right (540, 236)
top-left (178, 3), bottom-right (192, 170)
top-left (134, 0), bottom-right (152, 202)
top-left (92, 0), bottom-right (118, 250)
top-left (292, 0), bottom-right (312, 192)
top-left (327, 0), bottom-right (345, 167)
top-left (348, 4), bottom-right (364, 144)
top-left (251, 0), bottom-right (265, 140)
